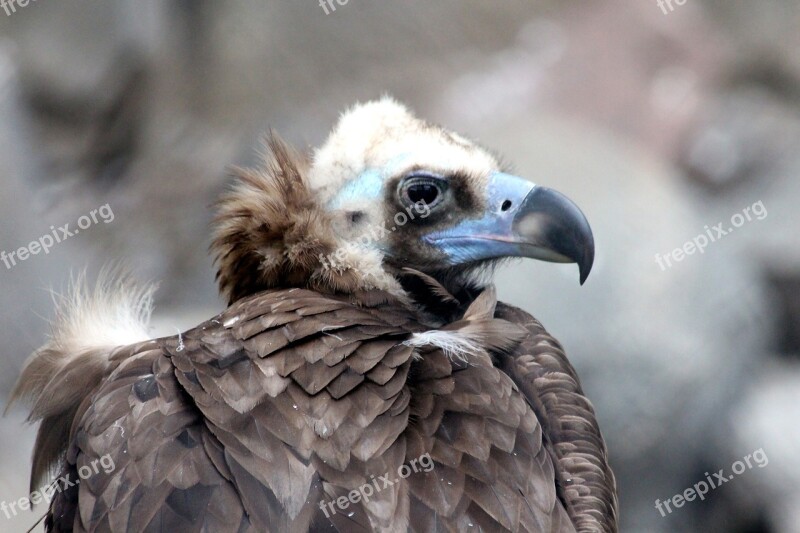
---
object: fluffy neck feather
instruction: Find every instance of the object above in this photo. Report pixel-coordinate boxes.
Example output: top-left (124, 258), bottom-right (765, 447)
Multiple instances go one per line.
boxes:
top-left (211, 136), bottom-right (406, 305)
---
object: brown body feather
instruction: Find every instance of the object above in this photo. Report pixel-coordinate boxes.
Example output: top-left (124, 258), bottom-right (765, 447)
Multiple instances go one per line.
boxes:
top-left (40, 287), bottom-right (605, 532)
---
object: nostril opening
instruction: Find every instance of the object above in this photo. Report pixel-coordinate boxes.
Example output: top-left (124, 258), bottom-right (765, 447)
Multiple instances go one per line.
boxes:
top-left (501, 200), bottom-right (512, 212)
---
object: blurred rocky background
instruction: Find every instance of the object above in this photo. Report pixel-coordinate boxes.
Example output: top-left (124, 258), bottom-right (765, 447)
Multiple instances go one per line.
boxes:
top-left (1, 0), bottom-right (798, 531)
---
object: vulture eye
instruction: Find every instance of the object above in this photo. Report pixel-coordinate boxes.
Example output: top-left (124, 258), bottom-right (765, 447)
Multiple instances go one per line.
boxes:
top-left (399, 175), bottom-right (446, 209)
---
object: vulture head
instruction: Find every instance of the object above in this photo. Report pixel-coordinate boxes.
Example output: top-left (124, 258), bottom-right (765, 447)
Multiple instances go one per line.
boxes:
top-left (212, 97), bottom-right (594, 305)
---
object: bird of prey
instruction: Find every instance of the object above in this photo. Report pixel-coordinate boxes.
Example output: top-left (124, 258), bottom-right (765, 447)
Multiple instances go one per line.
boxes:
top-left (11, 98), bottom-right (617, 532)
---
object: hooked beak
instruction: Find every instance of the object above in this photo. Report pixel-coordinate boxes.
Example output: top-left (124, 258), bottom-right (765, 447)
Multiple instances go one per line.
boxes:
top-left (423, 172), bottom-right (595, 284)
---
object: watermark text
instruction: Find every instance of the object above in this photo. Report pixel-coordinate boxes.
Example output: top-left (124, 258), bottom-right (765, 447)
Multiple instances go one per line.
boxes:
top-left (1, 204), bottom-right (115, 271)
top-left (1, 0), bottom-right (38, 17)
top-left (319, 453), bottom-right (434, 518)
top-left (655, 201), bottom-right (766, 271)
top-left (655, 448), bottom-right (768, 517)
top-left (1, 454), bottom-right (115, 520)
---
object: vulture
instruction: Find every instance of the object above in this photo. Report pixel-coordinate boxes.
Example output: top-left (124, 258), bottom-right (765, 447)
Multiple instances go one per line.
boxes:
top-left (11, 98), bottom-right (618, 532)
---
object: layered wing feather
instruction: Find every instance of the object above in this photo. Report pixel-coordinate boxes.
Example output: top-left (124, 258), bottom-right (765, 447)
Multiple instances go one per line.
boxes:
top-left (48, 343), bottom-right (250, 532)
top-left (403, 290), bottom-right (577, 533)
top-left (494, 302), bottom-right (619, 533)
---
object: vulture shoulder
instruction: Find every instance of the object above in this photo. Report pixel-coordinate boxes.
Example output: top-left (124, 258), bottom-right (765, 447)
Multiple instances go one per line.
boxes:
top-left (32, 286), bottom-right (613, 532)
top-left (494, 302), bottom-right (619, 533)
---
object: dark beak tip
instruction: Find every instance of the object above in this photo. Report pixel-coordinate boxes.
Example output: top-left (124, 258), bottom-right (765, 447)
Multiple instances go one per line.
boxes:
top-left (514, 185), bottom-right (596, 285)
top-left (578, 230), bottom-right (595, 285)
top-left (579, 262), bottom-right (591, 285)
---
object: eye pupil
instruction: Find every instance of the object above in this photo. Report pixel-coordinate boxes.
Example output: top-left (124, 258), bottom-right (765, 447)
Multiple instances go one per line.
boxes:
top-left (407, 183), bottom-right (440, 205)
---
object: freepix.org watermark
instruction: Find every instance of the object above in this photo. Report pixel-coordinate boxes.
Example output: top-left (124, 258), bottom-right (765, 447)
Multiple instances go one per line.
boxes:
top-left (1, 454), bottom-right (115, 520)
top-left (318, 453), bottom-right (434, 519)
top-left (318, 201), bottom-right (431, 270)
top-left (655, 448), bottom-right (768, 517)
top-left (1, 204), bottom-right (115, 271)
top-left (657, 0), bottom-right (688, 15)
top-left (0, 0), bottom-right (37, 17)
top-left (318, 0), bottom-right (349, 15)
top-left (654, 201), bottom-right (767, 271)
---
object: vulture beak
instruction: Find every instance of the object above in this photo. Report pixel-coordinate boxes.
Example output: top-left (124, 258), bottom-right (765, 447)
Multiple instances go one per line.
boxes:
top-left (424, 172), bottom-right (595, 284)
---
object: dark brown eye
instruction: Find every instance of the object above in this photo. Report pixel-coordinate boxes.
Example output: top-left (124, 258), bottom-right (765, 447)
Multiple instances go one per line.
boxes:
top-left (400, 175), bottom-right (446, 209)
top-left (407, 183), bottom-right (440, 205)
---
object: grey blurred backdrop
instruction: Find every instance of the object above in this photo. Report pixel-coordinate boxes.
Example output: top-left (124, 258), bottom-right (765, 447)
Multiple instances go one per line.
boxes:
top-left (1, 1), bottom-right (798, 531)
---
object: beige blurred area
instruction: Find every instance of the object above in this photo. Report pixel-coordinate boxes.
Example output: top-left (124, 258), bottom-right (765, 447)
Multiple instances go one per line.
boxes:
top-left (2, 1), bottom-right (799, 531)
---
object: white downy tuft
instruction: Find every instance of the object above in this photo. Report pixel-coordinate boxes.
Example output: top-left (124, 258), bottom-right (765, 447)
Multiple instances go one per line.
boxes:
top-left (404, 330), bottom-right (484, 363)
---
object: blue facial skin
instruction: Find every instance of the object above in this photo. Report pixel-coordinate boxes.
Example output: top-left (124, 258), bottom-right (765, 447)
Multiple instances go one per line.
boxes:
top-left (326, 154), bottom-right (411, 210)
top-left (326, 168), bottom-right (384, 210)
top-left (423, 172), bottom-right (538, 265)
